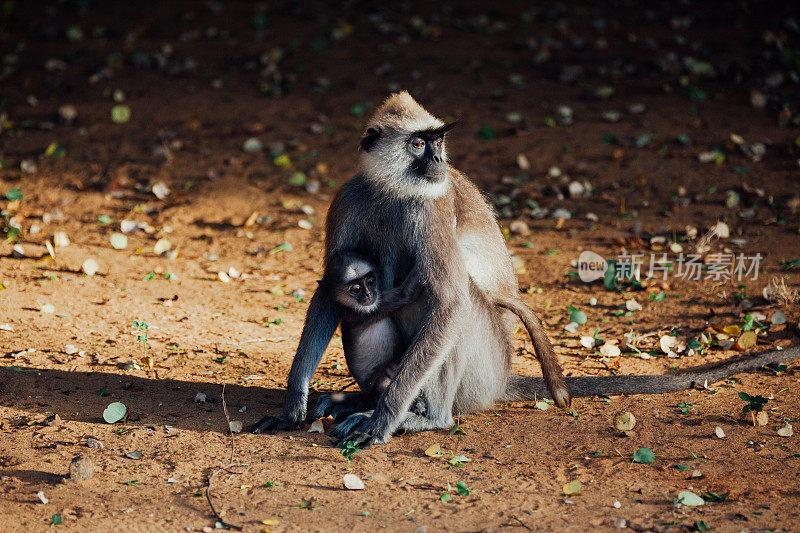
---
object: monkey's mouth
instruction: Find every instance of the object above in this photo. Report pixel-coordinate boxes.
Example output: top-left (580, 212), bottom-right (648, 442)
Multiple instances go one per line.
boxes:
top-left (423, 171), bottom-right (446, 182)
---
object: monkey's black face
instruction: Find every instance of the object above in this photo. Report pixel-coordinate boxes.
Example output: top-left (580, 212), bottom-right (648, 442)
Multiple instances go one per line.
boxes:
top-left (407, 131), bottom-right (446, 183)
top-left (346, 274), bottom-right (377, 308)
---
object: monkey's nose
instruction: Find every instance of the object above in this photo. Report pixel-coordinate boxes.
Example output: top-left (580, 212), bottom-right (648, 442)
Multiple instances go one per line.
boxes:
top-left (433, 155), bottom-right (442, 163)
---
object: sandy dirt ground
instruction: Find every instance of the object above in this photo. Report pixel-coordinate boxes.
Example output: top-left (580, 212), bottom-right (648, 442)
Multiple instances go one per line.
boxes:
top-left (1, 1), bottom-right (800, 531)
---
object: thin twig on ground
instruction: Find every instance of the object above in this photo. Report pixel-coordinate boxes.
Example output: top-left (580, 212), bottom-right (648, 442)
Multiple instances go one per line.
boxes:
top-left (205, 383), bottom-right (249, 531)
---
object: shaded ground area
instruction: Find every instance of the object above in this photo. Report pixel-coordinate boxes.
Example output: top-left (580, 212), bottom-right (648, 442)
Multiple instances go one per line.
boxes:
top-left (1, 1), bottom-right (800, 531)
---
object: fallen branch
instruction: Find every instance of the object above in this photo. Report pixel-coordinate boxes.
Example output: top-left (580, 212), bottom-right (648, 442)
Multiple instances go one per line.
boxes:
top-left (205, 383), bottom-right (249, 531)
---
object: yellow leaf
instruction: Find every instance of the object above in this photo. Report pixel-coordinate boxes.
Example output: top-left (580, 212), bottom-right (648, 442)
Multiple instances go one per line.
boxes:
top-left (723, 325), bottom-right (741, 336)
top-left (563, 480), bottom-right (581, 495)
top-left (736, 330), bottom-right (757, 351)
top-left (424, 443), bottom-right (441, 457)
top-left (261, 518), bottom-right (280, 526)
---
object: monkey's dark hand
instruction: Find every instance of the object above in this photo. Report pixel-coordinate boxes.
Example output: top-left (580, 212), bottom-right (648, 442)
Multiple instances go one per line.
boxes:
top-left (312, 393), bottom-right (370, 421)
top-left (330, 411), bottom-right (386, 448)
top-left (250, 415), bottom-right (304, 435)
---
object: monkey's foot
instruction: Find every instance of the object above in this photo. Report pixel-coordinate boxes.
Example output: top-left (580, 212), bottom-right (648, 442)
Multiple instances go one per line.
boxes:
top-left (330, 411), bottom-right (386, 448)
top-left (250, 415), bottom-right (303, 434)
top-left (312, 393), bottom-right (371, 421)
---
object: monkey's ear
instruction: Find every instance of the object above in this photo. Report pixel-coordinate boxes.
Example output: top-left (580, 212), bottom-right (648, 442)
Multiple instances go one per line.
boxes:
top-left (359, 126), bottom-right (382, 152)
top-left (316, 279), bottom-right (328, 288)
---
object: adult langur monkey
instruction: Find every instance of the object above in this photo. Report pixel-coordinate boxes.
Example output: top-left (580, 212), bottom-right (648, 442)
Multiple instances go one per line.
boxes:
top-left (252, 92), bottom-right (799, 446)
top-left (252, 91), bottom-right (568, 444)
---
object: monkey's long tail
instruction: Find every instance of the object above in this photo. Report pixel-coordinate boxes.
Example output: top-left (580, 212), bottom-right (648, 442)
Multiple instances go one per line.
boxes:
top-left (495, 297), bottom-right (572, 408)
top-left (504, 345), bottom-right (799, 400)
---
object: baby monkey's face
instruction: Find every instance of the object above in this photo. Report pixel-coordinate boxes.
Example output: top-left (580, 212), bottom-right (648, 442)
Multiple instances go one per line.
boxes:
top-left (343, 273), bottom-right (378, 310)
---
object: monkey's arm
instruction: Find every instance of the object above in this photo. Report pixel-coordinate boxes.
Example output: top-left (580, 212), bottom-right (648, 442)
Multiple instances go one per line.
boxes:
top-left (504, 346), bottom-right (799, 400)
top-left (251, 290), bottom-right (341, 433)
top-left (367, 264), bottom-right (422, 322)
top-left (338, 248), bottom-right (469, 445)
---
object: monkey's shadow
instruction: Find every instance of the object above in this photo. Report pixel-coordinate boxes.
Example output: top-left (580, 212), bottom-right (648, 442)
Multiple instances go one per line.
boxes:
top-left (0, 366), bottom-right (290, 434)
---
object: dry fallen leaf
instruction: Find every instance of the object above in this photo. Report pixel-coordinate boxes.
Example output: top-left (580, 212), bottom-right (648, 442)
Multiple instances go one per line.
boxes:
top-left (563, 480), bottom-right (581, 495)
top-left (736, 331), bottom-right (757, 351)
top-left (424, 443), bottom-right (441, 457)
top-left (613, 411), bottom-right (636, 432)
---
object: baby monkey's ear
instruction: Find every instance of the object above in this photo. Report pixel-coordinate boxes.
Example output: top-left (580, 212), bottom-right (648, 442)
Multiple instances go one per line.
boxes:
top-left (359, 126), bottom-right (382, 152)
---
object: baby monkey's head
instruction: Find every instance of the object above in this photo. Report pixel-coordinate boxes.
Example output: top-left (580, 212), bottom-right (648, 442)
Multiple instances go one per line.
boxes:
top-left (320, 252), bottom-right (380, 313)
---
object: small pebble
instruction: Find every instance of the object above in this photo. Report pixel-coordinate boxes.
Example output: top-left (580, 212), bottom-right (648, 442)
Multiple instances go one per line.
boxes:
top-left (509, 220), bottom-right (530, 235)
top-left (68, 456), bottom-right (94, 482)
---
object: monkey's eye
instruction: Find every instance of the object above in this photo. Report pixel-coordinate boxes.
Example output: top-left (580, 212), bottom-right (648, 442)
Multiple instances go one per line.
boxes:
top-left (411, 138), bottom-right (425, 149)
top-left (365, 276), bottom-right (376, 287)
top-left (348, 284), bottom-right (361, 296)
top-left (436, 139), bottom-right (443, 147)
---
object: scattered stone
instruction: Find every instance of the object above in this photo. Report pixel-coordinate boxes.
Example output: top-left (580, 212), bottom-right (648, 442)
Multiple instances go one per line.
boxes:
top-left (308, 419), bottom-right (325, 433)
top-left (110, 233), bottom-right (128, 249)
top-left (715, 426), bottom-right (726, 439)
top-left (229, 421), bottom-right (243, 433)
top-left (125, 450), bottom-right (142, 460)
top-left (153, 238), bottom-right (171, 255)
top-left (551, 208), bottom-right (571, 220)
top-left (614, 518), bottom-right (627, 529)
top-left (52, 231), bottom-right (70, 249)
top-left (556, 105), bottom-right (573, 126)
top-left (11, 244), bottom-right (26, 258)
top-left (600, 343), bottom-right (621, 357)
top-left (777, 423), bottom-right (793, 437)
top-left (86, 437), bottom-right (103, 449)
top-left (509, 220), bottom-right (530, 235)
top-left (625, 299), bottom-right (642, 311)
top-left (568, 181), bottom-right (585, 197)
top-left (58, 105), bottom-right (77, 122)
top-left (243, 138), bottom-right (264, 153)
top-left (194, 392), bottom-right (207, 403)
top-left (64, 345), bottom-right (78, 355)
top-left (20, 159), bottom-right (37, 174)
top-left (43, 414), bottom-right (61, 426)
top-left (305, 180), bottom-right (321, 194)
top-left (120, 220), bottom-right (138, 233)
top-left (771, 311), bottom-right (786, 325)
top-left (37, 491), bottom-right (49, 504)
top-left (517, 154), bottom-right (530, 170)
top-left (151, 182), bottom-right (170, 200)
top-left (82, 258), bottom-right (100, 276)
top-left (343, 473), bottom-right (365, 490)
top-left (68, 456), bottom-right (94, 482)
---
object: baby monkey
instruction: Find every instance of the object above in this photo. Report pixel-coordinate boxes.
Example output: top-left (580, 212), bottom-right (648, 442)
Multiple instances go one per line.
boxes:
top-left (318, 251), bottom-right (568, 419)
top-left (317, 251), bottom-right (426, 415)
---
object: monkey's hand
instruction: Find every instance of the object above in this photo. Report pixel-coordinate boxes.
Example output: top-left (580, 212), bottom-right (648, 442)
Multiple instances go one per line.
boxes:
top-left (250, 415), bottom-right (304, 434)
top-left (330, 411), bottom-right (387, 448)
top-left (312, 393), bottom-right (370, 421)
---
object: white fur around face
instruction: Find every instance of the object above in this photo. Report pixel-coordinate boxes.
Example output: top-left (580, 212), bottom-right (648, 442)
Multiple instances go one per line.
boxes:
top-left (361, 138), bottom-right (451, 200)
